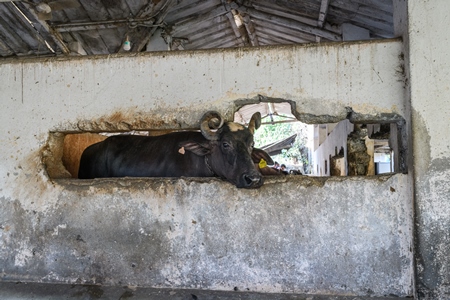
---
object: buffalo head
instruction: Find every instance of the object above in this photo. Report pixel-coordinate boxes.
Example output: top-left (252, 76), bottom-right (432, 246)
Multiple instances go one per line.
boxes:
top-left (180, 111), bottom-right (264, 188)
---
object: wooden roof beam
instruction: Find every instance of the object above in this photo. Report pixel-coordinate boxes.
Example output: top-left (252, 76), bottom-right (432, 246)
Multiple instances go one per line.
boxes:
top-left (225, 10), bottom-right (247, 46)
top-left (318, 0), bottom-right (331, 28)
top-left (231, 3), bottom-right (341, 41)
top-left (14, 2), bottom-right (70, 55)
top-left (222, 1), bottom-right (251, 47)
top-left (252, 20), bottom-right (314, 44)
top-left (250, 1), bottom-right (340, 34)
top-left (241, 13), bottom-right (259, 46)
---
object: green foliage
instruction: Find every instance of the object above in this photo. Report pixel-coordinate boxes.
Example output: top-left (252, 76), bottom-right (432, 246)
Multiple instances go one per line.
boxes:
top-left (254, 115), bottom-right (310, 170)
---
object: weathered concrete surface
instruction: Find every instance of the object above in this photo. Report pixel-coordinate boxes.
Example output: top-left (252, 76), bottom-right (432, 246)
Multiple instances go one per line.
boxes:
top-left (0, 39), bottom-right (405, 133)
top-left (0, 175), bottom-right (412, 297)
top-left (407, 1), bottom-right (450, 298)
top-left (0, 282), bottom-right (404, 300)
top-left (0, 40), bottom-right (414, 297)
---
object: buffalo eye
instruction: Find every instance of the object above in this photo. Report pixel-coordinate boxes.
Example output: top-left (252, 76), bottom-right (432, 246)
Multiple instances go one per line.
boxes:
top-left (222, 142), bottom-right (230, 149)
top-left (249, 142), bottom-right (255, 152)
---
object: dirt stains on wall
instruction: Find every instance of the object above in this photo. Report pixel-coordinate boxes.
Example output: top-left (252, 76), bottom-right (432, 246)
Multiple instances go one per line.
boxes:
top-left (42, 133), bottom-right (72, 179)
top-left (76, 110), bottom-right (185, 132)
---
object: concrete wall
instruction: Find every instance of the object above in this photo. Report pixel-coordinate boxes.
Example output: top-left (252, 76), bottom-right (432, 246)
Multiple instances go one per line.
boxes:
top-left (406, 1), bottom-right (450, 298)
top-left (0, 41), bottom-right (414, 297)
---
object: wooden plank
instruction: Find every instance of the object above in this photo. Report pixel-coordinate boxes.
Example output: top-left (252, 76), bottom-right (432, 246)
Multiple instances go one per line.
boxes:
top-left (188, 28), bottom-right (235, 49)
top-left (198, 34), bottom-right (242, 50)
top-left (171, 6), bottom-right (229, 33)
top-left (256, 32), bottom-right (301, 46)
top-left (0, 3), bottom-right (50, 55)
top-left (166, 0), bottom-right (199, 12)
top-left (97, 28), bottom-right (122, 53)
top-left (328, 9), bottom-right (393, 30)
top-left (255, 0), bottom-right (321, 19)
top-left (352, 0), bottom-right (393, 14)
top-left (186, 18), bottom-right (229, 43)
top-left (165, 0), bottom-right (221, 23)
top-left (0, 24), bottom-right (30, 56)
top-left (251, 1), bottom-right (340, 34)
top-left (126, 0), bottom-right (149, 17)
top-left (318, 0), bottom-right (331, 28)
top-left (0, 6), bottom-right (33, 56)
top-left (48, 6), bottom-right (71, 23)
top-left (135, 0), bottom-right (173, 18)
top-left (242, 13), bottom-right (259, 46)
top-left (101, 0), bottom-right (131, 19)
top-left (0, 37), bottom-right (14, 56)
top-left (75, 30), bottom-right (109, 54)
top-left (11, 2), bottom-right (58, 52)
top-left (173, 15), bottom-right (226, 37)
top-left (58, 1), bottom-right (91, 21)
top-left (233, 4), bottom-right (341, 41)
top-left (79, 0), bottom-right (110, 20)
top-left (257, 36), bottom-right (291, 46)
top-left (331, 0), bottom-right (393, 22)
top-left (255, 26), bottom-right (317, 44)
top-left (250, 1), bottom-right (316, 27)
top-left (77, 1), bottom-right (124, 53)
top-left (67, 32), bottom-right (92, 55)
top-left (252, 18), bottom-right (317, 43)
top-left (225, 11), bottom-right (248, 46)
top-left (9, 2), bottom-right (75, 56)
top-left (59, 32), bottom-right (75, 43)
top-left (214, 38), bottom-right (243, 49)
top-left (188, 28), bottom-right (236, 49)
top-left (63, 0), bottom-right (112, 54)
top-left (328, 6), bottom-right (393, 36)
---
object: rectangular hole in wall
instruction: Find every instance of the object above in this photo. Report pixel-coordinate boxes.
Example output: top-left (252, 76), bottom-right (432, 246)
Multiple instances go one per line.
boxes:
top-left (234, 100), bottom-right (407, 177)
top-left (43, 100), bottom-right (406, 181)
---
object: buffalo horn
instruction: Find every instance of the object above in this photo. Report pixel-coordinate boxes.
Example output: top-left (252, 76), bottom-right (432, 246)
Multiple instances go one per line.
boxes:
top-left (200, 111), bottom-right (224, 141)
top-left (248, 112), bottom-right (261, 134)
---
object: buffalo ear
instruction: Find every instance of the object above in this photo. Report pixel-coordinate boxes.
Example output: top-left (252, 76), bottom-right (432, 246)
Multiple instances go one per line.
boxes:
top-left (248, 112), bottom-right (261, 134)
top-left (251, 148), bottom-right (274, 165)
top-left (179, 141), bottom-right (211, 156)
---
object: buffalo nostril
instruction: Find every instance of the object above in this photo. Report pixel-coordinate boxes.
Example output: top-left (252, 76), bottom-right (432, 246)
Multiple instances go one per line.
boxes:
top-left (243, 174), bottom-right (261, 186)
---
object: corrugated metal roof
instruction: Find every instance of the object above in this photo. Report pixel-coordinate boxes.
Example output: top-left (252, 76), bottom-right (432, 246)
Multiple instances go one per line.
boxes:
top-left (0, 0), bottom-right (394, 59)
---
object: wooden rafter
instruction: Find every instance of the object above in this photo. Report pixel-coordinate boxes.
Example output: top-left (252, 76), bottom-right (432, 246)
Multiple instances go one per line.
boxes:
top-left (221, 1), bottom-right (250, 47)
top-left (318, 0), bottom-right (331, 28)
top-left (231, 3), bottom-right (341, 41)
top-left (12, 2), bottom-right (70, 55)
top-left (250, 1), bottom-right (339, 33)
top-left (0, 0), bottom-right (395, 58)
top-left (252, 19), bottom-right (315, 43)
top-left (241, 13), bottom-right (259, 46)
top-left (225, 10), bottom-right (245, 45)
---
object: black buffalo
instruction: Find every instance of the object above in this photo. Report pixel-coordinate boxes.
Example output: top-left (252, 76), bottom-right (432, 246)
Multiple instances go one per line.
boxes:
top-left (78, 111), bottom-right (272, 188)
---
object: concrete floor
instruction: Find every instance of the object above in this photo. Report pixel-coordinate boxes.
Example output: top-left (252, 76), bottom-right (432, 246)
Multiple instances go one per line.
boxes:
top-left (0, 282), bottom-right (406, 300)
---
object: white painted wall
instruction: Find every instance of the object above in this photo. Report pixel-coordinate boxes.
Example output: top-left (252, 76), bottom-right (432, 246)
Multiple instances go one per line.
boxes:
top-left (312, 120), bottom-right (354, 176)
